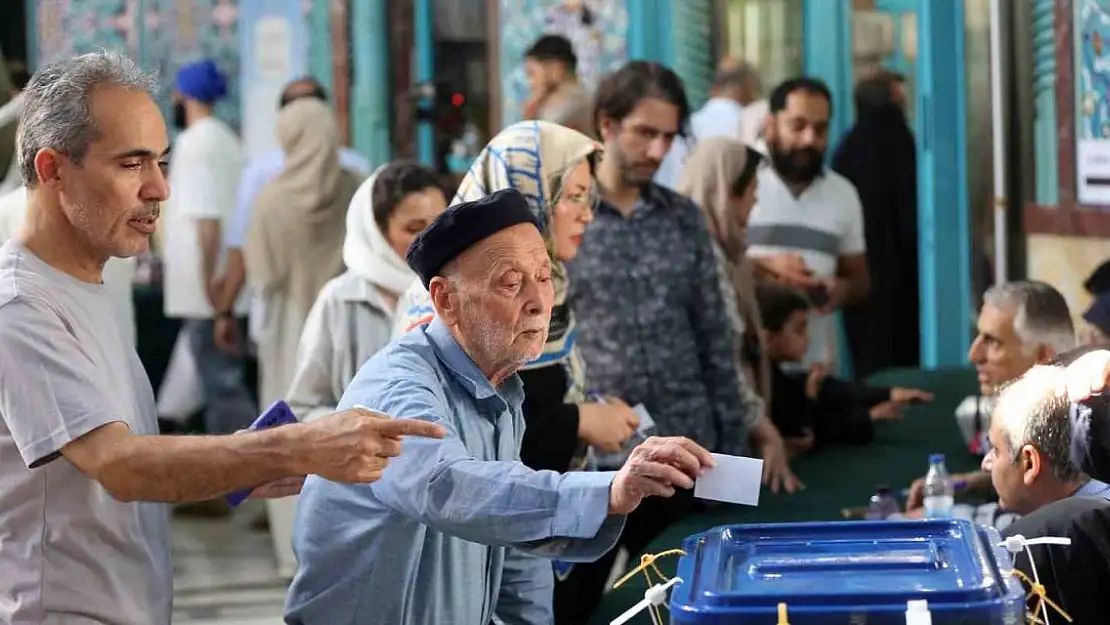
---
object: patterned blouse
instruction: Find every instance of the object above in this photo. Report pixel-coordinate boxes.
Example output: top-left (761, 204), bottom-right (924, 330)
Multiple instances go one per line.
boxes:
top-left (567, 183), bottom-right (752, 460)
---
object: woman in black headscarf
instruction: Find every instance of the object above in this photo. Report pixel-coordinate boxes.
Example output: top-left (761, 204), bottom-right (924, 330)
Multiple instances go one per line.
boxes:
top-left (832, 71), bottom-right (920, 377)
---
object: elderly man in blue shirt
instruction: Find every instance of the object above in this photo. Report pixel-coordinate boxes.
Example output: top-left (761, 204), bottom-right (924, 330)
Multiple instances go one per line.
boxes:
top-left (285, 188), bottom-right (715, 625)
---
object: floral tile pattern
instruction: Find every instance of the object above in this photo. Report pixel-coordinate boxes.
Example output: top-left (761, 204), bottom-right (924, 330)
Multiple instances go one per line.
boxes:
top-left (33, 0), bottom-right (313, 132)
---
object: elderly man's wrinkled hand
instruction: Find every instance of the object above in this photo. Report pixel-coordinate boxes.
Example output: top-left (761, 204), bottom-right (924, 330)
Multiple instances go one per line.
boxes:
top-left (1060, 349), bottom-right (1110, 402)
top-left (294, 408), bottom-right (447, 484)
top-left (608, 436), bottom-right (715, 515)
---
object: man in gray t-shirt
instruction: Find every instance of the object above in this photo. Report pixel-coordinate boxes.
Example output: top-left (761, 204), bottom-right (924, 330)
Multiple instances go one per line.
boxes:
top-left (0, 240), bottom-right (173, 623)
top-left (0, 52), bottom-right (445, 625)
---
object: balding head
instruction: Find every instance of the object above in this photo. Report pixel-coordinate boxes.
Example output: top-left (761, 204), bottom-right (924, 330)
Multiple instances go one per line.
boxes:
top-left (279, 77), bottom-right (327, 109)
top-left (429, 223), bottom-right (553, 384)
top-left (712, 58), bottom-right (760, 105)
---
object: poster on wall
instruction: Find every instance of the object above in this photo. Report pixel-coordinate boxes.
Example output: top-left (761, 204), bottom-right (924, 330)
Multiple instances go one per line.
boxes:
top-left (239, 0), bottom-right (307, 158)
top-left (500, 0), bottom-right (628, 126)
top-left (1075, 0), bottom-right (1110, 205)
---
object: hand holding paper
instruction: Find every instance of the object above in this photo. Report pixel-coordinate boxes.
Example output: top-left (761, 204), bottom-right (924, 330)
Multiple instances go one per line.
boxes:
top-left (694, 453), bottom-right (764, 506)
top-left (609, 436), bottom-right (716, 515)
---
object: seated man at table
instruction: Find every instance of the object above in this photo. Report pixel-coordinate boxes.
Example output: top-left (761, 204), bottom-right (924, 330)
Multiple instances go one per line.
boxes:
top-left (755, 284), bottom-right (932, 454)
top-left (951, 364), bottom-right (1110, 531)
top-left (906, 281), bottom-right (1076, 510)
top-left (285, 188), bottom-right (716, 625)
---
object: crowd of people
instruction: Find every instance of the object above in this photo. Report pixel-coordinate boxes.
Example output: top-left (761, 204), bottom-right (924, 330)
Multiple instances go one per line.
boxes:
top-left (2, 34), bottom-right (1110, 624)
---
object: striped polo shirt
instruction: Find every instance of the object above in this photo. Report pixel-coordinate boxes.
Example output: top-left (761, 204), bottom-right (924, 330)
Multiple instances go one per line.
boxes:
top-left (746, 167), bottom-right (866, 367)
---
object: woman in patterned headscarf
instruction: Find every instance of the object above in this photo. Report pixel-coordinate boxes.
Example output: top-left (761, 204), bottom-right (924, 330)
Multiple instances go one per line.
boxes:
top-left (393, 120), bottom-right (641, 472)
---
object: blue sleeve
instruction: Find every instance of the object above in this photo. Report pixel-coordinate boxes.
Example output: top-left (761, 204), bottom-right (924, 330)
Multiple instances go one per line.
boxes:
top-left (494, 548), bottom-right (554, 625)
top-left (341, 369), bottom-right (625, 561)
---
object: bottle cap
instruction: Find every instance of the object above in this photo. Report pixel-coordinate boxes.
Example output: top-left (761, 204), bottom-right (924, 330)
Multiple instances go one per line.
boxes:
top-left (929, 453), bottom-right (945, 464)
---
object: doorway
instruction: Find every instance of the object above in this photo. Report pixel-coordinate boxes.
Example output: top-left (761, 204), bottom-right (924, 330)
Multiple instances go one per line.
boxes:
top-left (807, 0), bottom-right (972, 368)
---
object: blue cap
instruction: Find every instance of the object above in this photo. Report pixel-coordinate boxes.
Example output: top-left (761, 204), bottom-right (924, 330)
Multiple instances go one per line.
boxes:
top-left (175, 60), bottom-right (228, 104)
top-left (929, 453), bottom-right (945, 464)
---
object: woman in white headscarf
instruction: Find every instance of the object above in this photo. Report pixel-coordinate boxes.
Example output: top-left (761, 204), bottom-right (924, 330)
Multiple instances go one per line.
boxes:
top-left (286, 161), bottom-right (447, 421)
top-left (268, 161), bottom-right (446, 579)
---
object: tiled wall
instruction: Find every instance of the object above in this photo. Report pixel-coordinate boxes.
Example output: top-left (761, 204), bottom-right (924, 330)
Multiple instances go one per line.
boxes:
top-left (33, 0), bottom-right (311, 132)
top-left (499, 0), bottom-right (629, 127)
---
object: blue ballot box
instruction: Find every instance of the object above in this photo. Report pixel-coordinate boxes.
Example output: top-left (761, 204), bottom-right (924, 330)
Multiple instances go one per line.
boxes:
top-left (669, 520), bottom-right (1026, 625)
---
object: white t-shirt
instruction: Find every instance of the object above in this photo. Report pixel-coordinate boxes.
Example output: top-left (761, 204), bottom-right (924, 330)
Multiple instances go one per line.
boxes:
top-left (162, 117), bottom-right (248, 319)
top-left (0, 187), bottom-right (137, 346)
top-left (746, 167), bottom-right (866, 367)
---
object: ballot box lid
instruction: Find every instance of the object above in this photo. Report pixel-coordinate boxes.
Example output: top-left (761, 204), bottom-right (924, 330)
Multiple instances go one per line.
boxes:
top-left (669, 520), bottom-right (1027, 625)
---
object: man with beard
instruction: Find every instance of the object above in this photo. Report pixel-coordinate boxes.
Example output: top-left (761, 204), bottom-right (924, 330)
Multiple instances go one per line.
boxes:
top-left (746, 77), bottom-right (870, 370)
top-left (562, 60), bottom-right (752, 624)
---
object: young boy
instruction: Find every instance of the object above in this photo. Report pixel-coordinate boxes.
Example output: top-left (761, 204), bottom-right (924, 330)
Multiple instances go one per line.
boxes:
top-left (756, 284), bottom-right (932, 454)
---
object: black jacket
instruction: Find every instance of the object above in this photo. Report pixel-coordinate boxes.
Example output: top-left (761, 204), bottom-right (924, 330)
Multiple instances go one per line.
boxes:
top-left (1002, 496), bottom-right (1110, 624)
top-left (769, 361), bottom-right (890, 447)
top-left (517, 365), bottom-right (581, 472)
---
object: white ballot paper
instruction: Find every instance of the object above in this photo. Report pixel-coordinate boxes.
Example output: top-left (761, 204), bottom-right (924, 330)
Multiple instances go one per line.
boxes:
top-left (694, 453), bottom-right (763, 506)
top-left (631, 404), bottom-right (654, 435)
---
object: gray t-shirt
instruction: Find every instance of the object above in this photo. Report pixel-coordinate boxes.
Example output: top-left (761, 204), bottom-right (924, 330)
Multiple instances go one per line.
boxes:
top-left (0, 241), bottom-right (171, 624)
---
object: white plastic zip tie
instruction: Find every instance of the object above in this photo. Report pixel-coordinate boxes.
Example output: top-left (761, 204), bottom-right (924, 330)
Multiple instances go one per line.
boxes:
top-left (996, 534), bottom-right (1073, 625)
top-left (997, 534), bottom-right (1072, 555)
top-left (610, 576), bottom-right (683, 625)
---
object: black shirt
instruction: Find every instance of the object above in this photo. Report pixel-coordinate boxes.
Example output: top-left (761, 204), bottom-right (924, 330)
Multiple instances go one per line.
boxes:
top-left (1002, 496), bottom-right (1110, 624)
top-left (517, 365), bottom-right (581, 472)
top-left (768, 361), bottom-right (889, 447)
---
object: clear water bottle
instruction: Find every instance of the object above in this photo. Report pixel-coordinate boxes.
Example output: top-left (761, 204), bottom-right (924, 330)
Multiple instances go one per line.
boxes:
top-left (923, 453), bottom-right (955, 518)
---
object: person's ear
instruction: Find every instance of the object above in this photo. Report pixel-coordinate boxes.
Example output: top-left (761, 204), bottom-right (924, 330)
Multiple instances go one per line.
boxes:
top-left (33, 148), bottom-right (65, 188)
top-left (429, 276), bottom-right (460, 326)
top-left (1021, 444), bottom-right (1041, 485)
top-left (1035, 344), bottom-right (1056, 365)
top-left (598, 116), bottom-right (619, 143)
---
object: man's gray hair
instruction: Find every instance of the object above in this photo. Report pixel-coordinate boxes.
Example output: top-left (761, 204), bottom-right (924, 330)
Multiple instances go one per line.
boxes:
top-left (18, 50), bottom-right (158, 187)
top-left (713, 60), bottom-right (759, 92)
top-left (994, 365), bottom-right (1083, 482)
top-left (983, 281), bottom-right (1076, 356)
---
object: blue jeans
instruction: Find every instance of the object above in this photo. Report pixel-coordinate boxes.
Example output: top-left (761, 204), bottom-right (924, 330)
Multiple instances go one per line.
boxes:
top-left (183, 318), bottom-right (257, 434)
